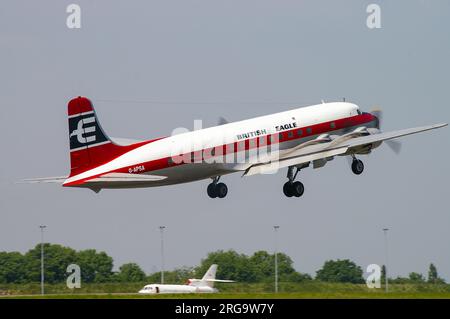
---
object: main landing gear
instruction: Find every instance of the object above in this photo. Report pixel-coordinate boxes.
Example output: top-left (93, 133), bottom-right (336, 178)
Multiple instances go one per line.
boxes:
top-left (283, 166), bottom-right (305, 198)
top-left (351, 156), bottom-right (364, 175)
top-left (207, 176), bottom-right (228, 199)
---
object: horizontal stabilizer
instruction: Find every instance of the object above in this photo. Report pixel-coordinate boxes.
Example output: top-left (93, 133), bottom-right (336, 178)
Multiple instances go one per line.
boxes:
top-left (87, 173), bottom-right (167, 183)
top-left (19, 176), bottom-right (67, 184)
top-left (204, 279), bottom-right (236, 283)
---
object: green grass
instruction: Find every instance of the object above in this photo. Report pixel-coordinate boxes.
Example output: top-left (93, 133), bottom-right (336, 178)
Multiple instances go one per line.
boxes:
top-left (2, 282), bottom-right (450, 299)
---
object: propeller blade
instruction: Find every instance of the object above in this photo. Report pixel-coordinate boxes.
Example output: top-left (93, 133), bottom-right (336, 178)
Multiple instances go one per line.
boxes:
top-left (218, 116), bottom-right (229, 125)
top-left (371, 109), bottom-right (383, 129)
top-left (386, 140), bottom-right (402, 154)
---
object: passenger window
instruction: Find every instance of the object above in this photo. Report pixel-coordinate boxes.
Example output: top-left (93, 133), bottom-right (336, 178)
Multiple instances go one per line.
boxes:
top-left (279, 133), bottom-right (283, 141)
top-left (288, 131), bottom-right (293, 138)
top-left (259, 136), bottom-right (266, 145)
top-left (330, 122), bottom-right (336, 129)
top-left (307, 127), bottom-right (312, 134)
top-left (297, 129), bottom-right (303, 136)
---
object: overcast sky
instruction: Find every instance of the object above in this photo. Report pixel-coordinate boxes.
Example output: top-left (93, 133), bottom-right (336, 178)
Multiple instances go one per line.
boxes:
top-left (1, 1), bottom-right (449, 281)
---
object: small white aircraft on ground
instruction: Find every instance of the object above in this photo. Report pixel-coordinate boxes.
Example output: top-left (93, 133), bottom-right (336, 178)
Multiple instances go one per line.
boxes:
top-left (138, 264), bottom-right (234, 294)
top-left (25, 96), bottom-right (447, 198)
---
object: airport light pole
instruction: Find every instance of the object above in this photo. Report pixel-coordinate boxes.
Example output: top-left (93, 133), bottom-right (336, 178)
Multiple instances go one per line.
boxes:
top-left (39, 225), bottom-right (46, 295)
top-left (383, 228), bottom-right (389, 293)
top-left (159, 226), bottom-right (166, 284)
top-left (273, 226), bottom-right (280, 293)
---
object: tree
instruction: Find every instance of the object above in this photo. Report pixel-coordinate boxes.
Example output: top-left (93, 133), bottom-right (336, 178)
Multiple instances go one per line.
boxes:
top-left (195, 250), bottom-right (309, 283)
top-left (408, 272), bottom-right (425, 283)
top-left (146, 267), bottom-right (195, 284)
top-left (282, 272), bottom-right (312, 283)
top-left (195, 250), bottom-right (257, 282)
top-left (76, 249), bottom-right (114, 283)
top-left (249, 250), bottom-right (300, 282)
top-left (0, 252), bottom-right (27, 283)
top-left (117, 263), bottom-right (146, 282)
top-left (316, 259), bottom-right (364, 283)
top-left (427, 263), bottom-right (445, 284)
top-left (381, 264), bottom-right (386, 283)
top-left (24, 244), bottom-right (77, 283)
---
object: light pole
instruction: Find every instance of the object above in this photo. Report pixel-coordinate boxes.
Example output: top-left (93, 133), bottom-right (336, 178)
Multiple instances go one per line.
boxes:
top-left (39, 225), bottom-right (46, 295)
top-left (159, 226), bottom-right (166, 284)
top-left (273, 225), bottom-right (280, 293)
top-left (383, 228), bottom-right (389, 293)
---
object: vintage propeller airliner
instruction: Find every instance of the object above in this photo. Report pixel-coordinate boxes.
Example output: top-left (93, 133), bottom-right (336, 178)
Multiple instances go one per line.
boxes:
top-left (25, 96), bottom-right (446, 198)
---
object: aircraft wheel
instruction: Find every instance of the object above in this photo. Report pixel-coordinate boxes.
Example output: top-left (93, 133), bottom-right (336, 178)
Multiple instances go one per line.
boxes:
top-left (216, 183), bottom-right (228, 198)
top-left (207, 183), bottom-right (217, 198)
top-left (292, 181), bottom-right (304, 197)
top-left (283, 182), bottom-right (294, 197)
top-left (351, 159), bottom-right (364, 175)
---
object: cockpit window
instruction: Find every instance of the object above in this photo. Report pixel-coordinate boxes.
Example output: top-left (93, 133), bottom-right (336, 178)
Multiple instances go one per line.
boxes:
top-left (357, 110), bottom-right (362, 115)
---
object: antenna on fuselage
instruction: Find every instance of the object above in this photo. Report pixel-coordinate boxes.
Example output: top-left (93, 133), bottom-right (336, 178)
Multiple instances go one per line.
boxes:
top-left (343, 97), bottom-right (346, 102)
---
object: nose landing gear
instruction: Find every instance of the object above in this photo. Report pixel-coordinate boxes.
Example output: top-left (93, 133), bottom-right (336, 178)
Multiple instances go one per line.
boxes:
top-left (351, 156), bottom-right (364, 175)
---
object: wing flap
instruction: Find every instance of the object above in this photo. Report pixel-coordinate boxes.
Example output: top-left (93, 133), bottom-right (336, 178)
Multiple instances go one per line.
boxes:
top-left (244, 147), bottom-right (348, 176)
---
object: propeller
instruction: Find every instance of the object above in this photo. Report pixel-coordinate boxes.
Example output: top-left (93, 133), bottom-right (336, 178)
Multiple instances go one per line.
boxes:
top-left (385, 140), bottom-right (402, 154)
top-left (370, 108), bottom-right (402, 155)
top-left (218, 116), bottom-right (229, 126)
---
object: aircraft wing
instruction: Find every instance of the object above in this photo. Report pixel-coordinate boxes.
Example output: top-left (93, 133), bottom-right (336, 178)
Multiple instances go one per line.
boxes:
top-left (244, 123), bottom-right (447, 176)
top-left (343, 123), bottom-right (447, 150)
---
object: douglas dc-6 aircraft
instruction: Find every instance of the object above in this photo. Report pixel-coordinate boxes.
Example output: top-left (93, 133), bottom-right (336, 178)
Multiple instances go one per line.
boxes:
top-left (138, 264), bottom-right (233, 294)
top-left (26, 96), bottom-right (447, 198)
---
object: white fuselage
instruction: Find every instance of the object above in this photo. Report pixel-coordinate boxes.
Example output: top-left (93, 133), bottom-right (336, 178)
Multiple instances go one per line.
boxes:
top-left (139, 284), bottom-right (217, 294)
top-left (64, 102), bottom-right (368, 189)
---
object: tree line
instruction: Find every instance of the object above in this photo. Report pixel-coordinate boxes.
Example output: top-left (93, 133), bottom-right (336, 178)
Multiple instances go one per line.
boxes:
top-left (0, 244), bottom-right (446, 285)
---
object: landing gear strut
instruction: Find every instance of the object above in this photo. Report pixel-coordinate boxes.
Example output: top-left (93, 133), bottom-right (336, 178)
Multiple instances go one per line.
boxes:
top-left (283, 166), bottom-right (304, 198)
top-left (207, 176), bottom-right (228, 199)
top-left (351, 156), bottom-right (364, 175)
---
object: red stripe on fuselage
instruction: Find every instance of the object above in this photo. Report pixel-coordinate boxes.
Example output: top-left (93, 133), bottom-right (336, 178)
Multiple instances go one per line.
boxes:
top-left (69, 138), bottom-right (165, 177)
top-left (64, 113), bottom-right (375, 186)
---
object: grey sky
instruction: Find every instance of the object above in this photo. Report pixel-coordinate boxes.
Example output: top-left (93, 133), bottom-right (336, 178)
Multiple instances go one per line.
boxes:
top-left (1, 1), bottom-right (449, 281)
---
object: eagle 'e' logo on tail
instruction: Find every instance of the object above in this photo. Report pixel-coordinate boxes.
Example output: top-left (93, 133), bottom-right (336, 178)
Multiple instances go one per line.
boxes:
top-left (68, 111), bottom-right (108, 151)
top-left (70, 117), bottom-right (97, 144)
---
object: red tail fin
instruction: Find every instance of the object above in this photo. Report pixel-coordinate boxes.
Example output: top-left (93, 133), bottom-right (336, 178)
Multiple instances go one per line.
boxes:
top-left (68, 97), bottom-right (144, 177)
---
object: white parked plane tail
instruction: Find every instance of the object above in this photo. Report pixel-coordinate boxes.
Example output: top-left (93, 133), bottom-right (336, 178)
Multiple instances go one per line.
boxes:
top-left (188, 264), bottom-right (234, 288)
